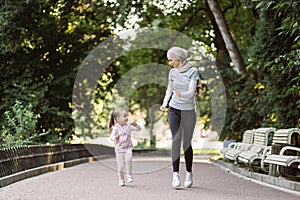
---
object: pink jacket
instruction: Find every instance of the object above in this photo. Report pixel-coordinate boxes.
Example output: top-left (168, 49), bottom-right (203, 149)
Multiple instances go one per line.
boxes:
top-left (110, 123), bottom-right (141, 152)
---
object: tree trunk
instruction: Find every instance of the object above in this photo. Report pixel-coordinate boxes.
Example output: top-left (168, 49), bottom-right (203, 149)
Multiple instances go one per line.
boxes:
top-left (207, 0), bottom-right (248, 77)
top-left (206, 1), bottom-right (230, 67)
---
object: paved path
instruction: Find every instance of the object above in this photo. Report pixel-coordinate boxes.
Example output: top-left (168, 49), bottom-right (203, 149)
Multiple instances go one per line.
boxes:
top-left (0, 157), bottom-right (299, 200)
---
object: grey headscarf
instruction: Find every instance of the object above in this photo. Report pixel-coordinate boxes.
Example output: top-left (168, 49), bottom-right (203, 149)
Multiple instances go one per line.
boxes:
top-left (167, 46), bottom-right (192, 72)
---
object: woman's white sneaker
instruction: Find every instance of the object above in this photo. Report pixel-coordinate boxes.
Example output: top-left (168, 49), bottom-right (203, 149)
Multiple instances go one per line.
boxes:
top-left (184, 172), bottom-right (193, 188)
top-left (172, 172), bottom-right (181, 188)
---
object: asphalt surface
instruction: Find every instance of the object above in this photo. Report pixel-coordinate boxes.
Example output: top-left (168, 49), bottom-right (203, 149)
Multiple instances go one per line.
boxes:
top-left (0, 157), bottom-right (299, 200)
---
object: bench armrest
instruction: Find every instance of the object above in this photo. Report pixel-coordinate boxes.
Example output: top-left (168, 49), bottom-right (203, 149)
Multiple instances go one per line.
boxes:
top-left (279, 146), bottom-right (300, 156)
top-left (228, 142), bottom-right (237, 149)
top-left (260, 146), bottom-right (272, 172)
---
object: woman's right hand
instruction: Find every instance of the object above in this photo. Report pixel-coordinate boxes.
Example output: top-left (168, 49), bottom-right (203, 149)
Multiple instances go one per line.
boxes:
top-left (160, 106), bottom-right (165, 111)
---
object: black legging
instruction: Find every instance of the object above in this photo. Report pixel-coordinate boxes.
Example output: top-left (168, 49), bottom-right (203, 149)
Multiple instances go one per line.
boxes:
top-left (168, 106), bottom-right (196, 172)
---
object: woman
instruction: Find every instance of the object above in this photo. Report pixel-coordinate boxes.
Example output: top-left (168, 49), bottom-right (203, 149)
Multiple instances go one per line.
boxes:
top-left (160, 46), bottom-right (200, 188)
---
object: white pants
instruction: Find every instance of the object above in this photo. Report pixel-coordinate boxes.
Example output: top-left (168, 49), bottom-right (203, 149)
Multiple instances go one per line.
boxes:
top-left (115, 150), bottom-right (133, 181)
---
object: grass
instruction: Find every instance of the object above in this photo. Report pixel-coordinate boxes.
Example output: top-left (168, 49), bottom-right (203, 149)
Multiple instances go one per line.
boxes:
top-left (189, 148), bottom-right (220, 155)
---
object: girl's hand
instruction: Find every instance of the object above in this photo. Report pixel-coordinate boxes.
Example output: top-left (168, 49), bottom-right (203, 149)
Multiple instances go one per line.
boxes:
top-left (130, 122), bottom-right (137, 126)
top-left (115, 134), bottom-right (119, 140)
top-left (160, 106), bottom-right (165, 111)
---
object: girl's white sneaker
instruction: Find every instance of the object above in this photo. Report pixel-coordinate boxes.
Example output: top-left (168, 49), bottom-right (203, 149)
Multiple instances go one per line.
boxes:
top-left (184, 172), bottom-right (193, 188)
top-left (119, 180), bottom-right (125, 186)
top-left (127, 175), bottom-right (133, 183)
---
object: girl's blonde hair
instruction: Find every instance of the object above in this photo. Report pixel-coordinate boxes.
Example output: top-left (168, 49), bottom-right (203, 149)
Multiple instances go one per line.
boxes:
top-left (109, 108), bottom-right (127, 129)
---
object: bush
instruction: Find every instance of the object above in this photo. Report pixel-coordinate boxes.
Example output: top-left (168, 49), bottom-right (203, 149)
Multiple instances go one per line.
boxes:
top-left (1, 100), bottom-right (49, 148)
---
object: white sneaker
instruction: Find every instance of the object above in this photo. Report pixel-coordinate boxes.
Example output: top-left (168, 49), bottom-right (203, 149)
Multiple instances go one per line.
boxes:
top-left (184, 172), bottom-right (193, 188)
top-left (172, 172), bottom-right (181, 188)
top-left (119, 180), bottom-right (125, 186)
top-left (127, 175), bottom-right (133, 183)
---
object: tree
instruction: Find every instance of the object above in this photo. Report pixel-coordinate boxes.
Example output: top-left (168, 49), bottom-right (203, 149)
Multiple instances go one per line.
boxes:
top-left (0, 0), bottom-right (127, 143)
top-left (246, 0), bottom-right (300, 129)
top-left (98, 0), bottom-right (256, 141)
top-left (207, 0), bottom-right (248, 77)
top-left (3, 0), bottom-right (297, 146)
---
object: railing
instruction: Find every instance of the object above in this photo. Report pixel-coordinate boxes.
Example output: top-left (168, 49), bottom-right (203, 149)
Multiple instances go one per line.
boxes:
top-left (0, 144), bottom-right (114, 178)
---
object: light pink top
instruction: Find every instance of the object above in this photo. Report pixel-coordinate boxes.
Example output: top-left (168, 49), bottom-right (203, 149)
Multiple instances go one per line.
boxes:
top-left (110, 123), bottom-right (141, 153)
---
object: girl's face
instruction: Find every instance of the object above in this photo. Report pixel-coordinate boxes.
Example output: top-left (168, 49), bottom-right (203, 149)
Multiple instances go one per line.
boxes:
top-left (168, 59), bottom-right (181, 68)
top-left (116, 111), bottom-right (128, 126)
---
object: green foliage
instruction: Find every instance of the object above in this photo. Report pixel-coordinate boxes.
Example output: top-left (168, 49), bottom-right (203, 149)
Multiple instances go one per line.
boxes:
top-left (248, 0), bottom-right (300, 128)
top-left (0, 0), bottom-right (127, 144)
top-left (1, 0), bottom-right (299, 144)
top-left (220, 0), bottom-right (300, 140)
top-left (1, 100), bottom-right (49, 148)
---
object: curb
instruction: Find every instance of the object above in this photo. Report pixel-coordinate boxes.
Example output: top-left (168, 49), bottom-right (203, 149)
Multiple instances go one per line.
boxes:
top-left (215, 160), bottom-right (300, 194)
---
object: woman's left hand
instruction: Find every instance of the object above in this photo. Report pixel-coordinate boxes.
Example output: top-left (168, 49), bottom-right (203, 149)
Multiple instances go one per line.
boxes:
top-left (173, 88), bottom-right (181, 97)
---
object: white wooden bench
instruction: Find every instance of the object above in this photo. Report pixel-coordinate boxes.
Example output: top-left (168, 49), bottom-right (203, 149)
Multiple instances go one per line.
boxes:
top-left (263, 146), bottom-right (300, 179)
top-left (221, 129), bottom-right (255, 162)
top-left (236, 127), bottom-right (276, 169)
top-left (261, 128), bottom-right (300, 179)
top-left (221, 129), bottom-right (254, 154)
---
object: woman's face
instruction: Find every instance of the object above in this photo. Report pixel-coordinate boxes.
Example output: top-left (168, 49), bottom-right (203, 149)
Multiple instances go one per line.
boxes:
top-left (168, 59), bottom-right (181, 68)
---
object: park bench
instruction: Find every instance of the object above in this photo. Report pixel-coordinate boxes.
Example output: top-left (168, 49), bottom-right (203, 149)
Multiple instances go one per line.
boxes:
top-left (260, 128), bottom-right (300, 180)
top-left (236, 127), bottom-right (276, 170)
top-left (221, 129), bottom-right (255, 162)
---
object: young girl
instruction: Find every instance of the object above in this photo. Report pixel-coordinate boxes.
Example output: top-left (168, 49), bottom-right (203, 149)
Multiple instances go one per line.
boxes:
top-left (109, 108), bottom-right (141, 186)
